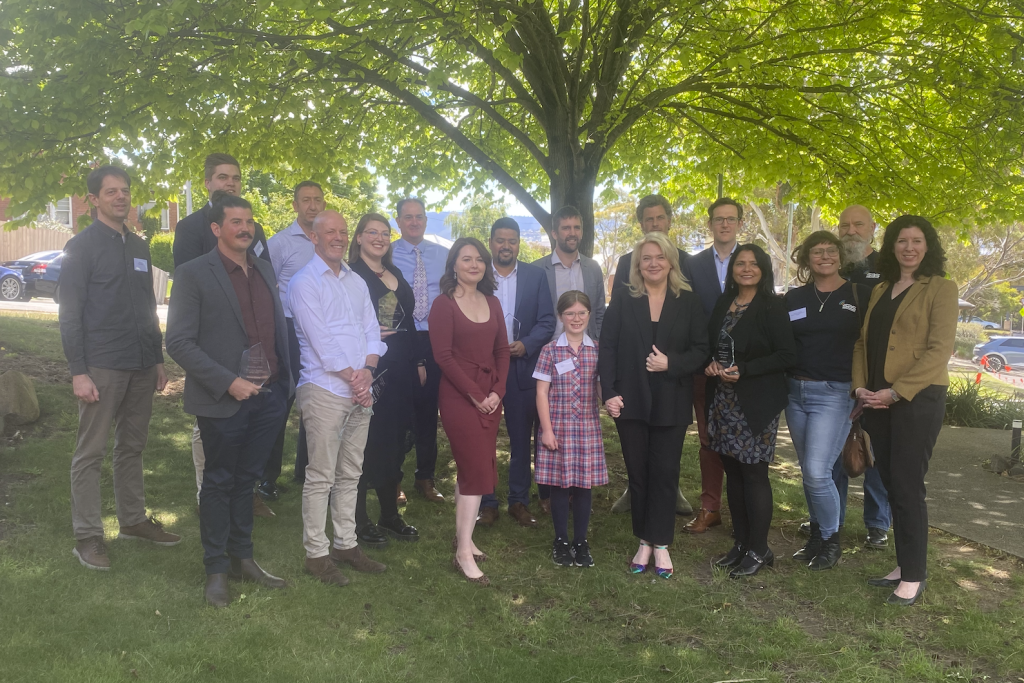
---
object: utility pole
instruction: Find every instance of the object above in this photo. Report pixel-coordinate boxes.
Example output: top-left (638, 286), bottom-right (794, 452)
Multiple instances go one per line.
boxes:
top-left (717, 174), bottom-right (723, 199)
top-left (784, 203), bottom-right (796, 292)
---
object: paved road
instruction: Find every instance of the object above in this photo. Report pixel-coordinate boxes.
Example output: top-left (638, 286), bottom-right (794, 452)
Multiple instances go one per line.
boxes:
top-left (0, 299), bottom-right (169, 324)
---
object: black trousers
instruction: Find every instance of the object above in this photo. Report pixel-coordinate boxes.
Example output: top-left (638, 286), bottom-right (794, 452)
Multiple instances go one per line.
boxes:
top-left (719, 455), bottom-right (773, 555)
top-left (615, 419), bottom-right (687, 545)
top-left (262, 317), bottom-right (307, 484)
top-left (412, 331), bottom-right (441, 481)
top-left (197, 382), bottom-right (287, 575)
top-left (861, 384), bottom-right (946, 582)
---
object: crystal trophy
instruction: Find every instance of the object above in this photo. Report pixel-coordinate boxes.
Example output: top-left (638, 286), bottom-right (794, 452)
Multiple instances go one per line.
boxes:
top-left (240, 342), bottom-right (272, 393)
top-left (377, 291), bottom-right (406, 333)
top-left (508, 315), bottom-right (522, 342)
top-left (716, 329), bottom-right (738, 375)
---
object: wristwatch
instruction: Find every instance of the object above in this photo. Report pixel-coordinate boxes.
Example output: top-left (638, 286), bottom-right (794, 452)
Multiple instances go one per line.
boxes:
top-left (889, 388), bottom-right (901, 403)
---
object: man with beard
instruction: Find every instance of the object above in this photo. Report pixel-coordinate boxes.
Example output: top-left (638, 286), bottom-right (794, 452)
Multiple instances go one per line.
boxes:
top-left (611, 194), bottom-right (689, 301)
top-left (828, 204), bottom-right (892, 550)
top-left (477, 218), bottom-right (555, 527)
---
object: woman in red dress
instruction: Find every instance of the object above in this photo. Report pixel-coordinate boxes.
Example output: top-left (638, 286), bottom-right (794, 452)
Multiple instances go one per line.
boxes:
top-left (428, 237), bottom-right (510, 585)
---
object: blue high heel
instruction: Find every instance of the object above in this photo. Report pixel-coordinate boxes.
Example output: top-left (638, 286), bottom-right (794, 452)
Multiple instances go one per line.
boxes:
top-left (629, 540), bottom-right (651, 574)
top-left (653, 544), bottom-right (673, 579)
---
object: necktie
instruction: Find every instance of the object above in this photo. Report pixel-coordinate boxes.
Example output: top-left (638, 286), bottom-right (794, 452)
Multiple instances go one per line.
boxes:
top-left (413, 246), bottom-right (429, 321)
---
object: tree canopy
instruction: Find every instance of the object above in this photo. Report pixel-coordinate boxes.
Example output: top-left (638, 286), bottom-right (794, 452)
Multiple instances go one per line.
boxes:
top-left (2, 0), bottom-right (1023, 254)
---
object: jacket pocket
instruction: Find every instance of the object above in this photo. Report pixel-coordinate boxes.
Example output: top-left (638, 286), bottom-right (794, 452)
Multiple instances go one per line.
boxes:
top-left (912, 344), bottom-right (926, 359)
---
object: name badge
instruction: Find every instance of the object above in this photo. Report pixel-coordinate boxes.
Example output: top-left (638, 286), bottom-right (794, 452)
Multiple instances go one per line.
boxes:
top-left (842, 303), bottom-right (857, 313)
top-left (866, 272), bottom-right (880, 279)
top-left (134, 258), bottom-right (148, 272)
top-left (554, 358), bottom-right (577, 375)
top-left (253, 241), bottom-right (265, 257)
top-left (789, 307), bottom-right (807, 321)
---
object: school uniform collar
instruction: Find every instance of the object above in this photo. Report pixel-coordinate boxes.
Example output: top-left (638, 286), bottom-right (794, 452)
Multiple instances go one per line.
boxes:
top-left (556, 332), bottom-right (595, 347)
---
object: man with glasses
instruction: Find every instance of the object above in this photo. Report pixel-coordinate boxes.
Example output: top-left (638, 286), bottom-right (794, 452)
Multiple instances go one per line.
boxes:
top-left (680, 197), bottom-right (743, 534)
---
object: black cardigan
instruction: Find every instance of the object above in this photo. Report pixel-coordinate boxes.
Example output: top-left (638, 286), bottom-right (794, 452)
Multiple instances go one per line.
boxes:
top-left (705, 291), bottom-right (797, 435)
top-left (599, 287), bottom-right (709, 426)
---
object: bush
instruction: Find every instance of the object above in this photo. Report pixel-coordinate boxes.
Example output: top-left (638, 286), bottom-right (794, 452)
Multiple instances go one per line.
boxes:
top-left (149, 233), bottom-right (174, 274)
top-left (955, 322), bottom-right (988, 359)
top-left (945, 376), bottom-right (1024, 429)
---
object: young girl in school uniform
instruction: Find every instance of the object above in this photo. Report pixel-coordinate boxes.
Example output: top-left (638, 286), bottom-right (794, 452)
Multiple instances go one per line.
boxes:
top-left (533, 290), bottom-right (608, 567)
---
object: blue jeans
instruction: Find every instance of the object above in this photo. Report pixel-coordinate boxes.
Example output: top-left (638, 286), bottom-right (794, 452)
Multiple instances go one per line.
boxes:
top-left (833, 444), bottom-right (892, 531)
top-left (785, 379), bottom-right (853, 538)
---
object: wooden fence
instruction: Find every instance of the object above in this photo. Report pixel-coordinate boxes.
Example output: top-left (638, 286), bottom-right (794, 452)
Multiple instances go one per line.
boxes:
top-left (0, 225), bottom-right (72, 262)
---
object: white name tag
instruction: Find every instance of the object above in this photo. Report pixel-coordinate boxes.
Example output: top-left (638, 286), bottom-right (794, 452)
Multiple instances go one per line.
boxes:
top-left (789, 307), bottom-right (807, 321)
top-left (253, 241), bottom-right (265, 257)
top-left (842, 303), bottom-right (857, 313)
top-left (866, 272), bottom-right (880, 279)
top-left (134, 258), bottom-right (148, 272)
top-left (555, 358), bottom-right (577, 375)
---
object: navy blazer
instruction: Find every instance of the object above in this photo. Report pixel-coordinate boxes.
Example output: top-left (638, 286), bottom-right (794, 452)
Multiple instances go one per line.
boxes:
top-left (172, 204), bottom-right (272, 272)
top-left (509, 260), bottom-right (556, 389)
top-left (682, 246), bottom-right (728, 317)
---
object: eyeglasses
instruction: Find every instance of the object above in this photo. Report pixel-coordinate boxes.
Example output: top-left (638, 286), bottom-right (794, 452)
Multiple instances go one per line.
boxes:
top-left (809, 247), bottom-right (840, 258)
top-left (363, 230), bottom-right (391, 240)
top-left (563, 311), bottom-right (589, 319)
top-left (712, 216), bottom-right (739, 226)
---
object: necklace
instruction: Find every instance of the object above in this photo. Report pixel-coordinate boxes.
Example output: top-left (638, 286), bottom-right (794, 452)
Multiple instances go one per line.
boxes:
top-left (813, 285), bottom-right (836, 312)
top-left (371, 266), bottom-right (386, 278)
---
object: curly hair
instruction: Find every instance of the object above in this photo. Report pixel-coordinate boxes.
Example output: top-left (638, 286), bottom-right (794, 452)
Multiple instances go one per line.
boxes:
top-left (723, 244), bottom-right (776, 300)
top-left (876, 215), bottom-right (946, 283)
top-left (439, 237), bottom-right (496, 297)
top-left (791, 230), bottom-right (846, 285)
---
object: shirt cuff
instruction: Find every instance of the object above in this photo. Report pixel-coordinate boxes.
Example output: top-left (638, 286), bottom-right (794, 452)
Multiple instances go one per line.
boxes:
top-left (368, 341), bottom-right (389, 357)
top-left (68, 361), bottom-right (88, 376)
top-left (532, 371), bottom-right (552, 382)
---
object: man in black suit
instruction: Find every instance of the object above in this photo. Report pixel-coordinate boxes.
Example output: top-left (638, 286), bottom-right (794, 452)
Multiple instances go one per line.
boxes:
top-left (166, 194), bottom-right (291, 607)
top-left (680, 197), bottom-right (742, 534)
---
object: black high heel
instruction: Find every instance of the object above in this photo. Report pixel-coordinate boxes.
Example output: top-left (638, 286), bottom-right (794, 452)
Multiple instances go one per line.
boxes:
top-left (867, 576), bottom-right (901, 588)
top-left (886, 580), bottom-right (926, 606)
top-left (729, 548), bottom-right (774, 578)
top-left (714, 543), bottom-right (746, 569)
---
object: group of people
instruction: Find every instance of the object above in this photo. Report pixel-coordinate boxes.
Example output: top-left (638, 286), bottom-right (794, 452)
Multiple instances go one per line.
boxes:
top-left (58, 153), bottom-right (957, 609)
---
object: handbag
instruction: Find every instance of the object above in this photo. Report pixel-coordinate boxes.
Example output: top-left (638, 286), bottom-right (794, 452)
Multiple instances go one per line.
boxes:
top-left (842, 420), bottom-right (874, 477)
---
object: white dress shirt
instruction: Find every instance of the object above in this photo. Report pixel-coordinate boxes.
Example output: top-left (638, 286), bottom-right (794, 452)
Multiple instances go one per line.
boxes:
top-left (267, 220), bottom-right (316, 317)
top-left (288, 253), bottom-right (388, 398)
top-left (390, 237), bottom-right (448, 331)
top-left (495, 263), bottom-right (518, 343)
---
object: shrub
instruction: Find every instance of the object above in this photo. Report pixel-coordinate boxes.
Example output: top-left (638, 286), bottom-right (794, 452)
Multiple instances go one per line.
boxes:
top-left (955, 322), bottom-right (988, 359)
top-left (945, 376), bottom-right (1024, 429)
top-left (149, 233), bottom-right (174, 274)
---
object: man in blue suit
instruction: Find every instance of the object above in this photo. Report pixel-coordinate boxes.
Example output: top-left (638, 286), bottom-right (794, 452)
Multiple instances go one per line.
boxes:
top-left (479, 218), bottom-right (556, 527)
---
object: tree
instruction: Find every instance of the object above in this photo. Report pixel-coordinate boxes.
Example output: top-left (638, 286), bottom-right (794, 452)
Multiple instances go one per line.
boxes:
top-left (2, 1), bottom-right (1023, 256)
top-left (446, 194), bottom-right (547, 261)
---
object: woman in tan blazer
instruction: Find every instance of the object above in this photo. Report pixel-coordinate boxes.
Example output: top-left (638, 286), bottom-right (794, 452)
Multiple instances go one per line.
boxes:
top-left (851, 215), bottom-right (957, 606)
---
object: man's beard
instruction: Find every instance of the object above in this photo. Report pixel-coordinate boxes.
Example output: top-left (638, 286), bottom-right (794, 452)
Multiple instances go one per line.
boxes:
top-left (841, 234), bottom-right (870, 266)
top-left (495, 253), bottom-right (516, 267)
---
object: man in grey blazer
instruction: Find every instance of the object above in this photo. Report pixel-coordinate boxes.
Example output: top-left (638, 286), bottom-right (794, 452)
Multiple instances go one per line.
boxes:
top-left (532, 205), bottom-right (606, 341)
top-left (166, 195), bottom-right (292, 608)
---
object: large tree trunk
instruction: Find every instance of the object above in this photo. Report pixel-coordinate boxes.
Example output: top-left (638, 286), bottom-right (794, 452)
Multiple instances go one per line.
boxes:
top-left (546, 134), bottom-right (601, 256)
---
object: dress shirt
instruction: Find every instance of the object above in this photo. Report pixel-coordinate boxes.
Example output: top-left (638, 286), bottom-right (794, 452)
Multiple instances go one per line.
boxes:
top-left (551, 250), bottom-right (583, 338)
top-left (58, 220), bottom-right (163, 375)
top-left (712, 243), bottom-right (738, 293)
top-left (391, 238), bottom-right (448, 331)
top-left (495, 263), bottom-right (518, 343)
top-left (288, 253), bottom-right (388, 398)
top-left (217, 249), bottom-right (279, 381)
top-left (266, 220), bottom-right (316, 317)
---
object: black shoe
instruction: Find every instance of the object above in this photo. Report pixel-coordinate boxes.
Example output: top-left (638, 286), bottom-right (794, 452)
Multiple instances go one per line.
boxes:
top-left (886, 579), bottom-right (926, 606)
top-left (378, 515), bottom-right (419, 542)
top-left (864, 527), bottom-right (888, 549)
top-left (714, 542), bottom-right (746, 569)
top-left (808, 532), bottom-right (842, 571)
top-left (793, 522), bottom-right (821, 563)
top-left (798, 521), bottom-right (811, 537)
top-left (572, 540), bottom-right (594, 568)
top-left (355, 522), bottom-right (389, 548)
top-left (255, 480), bottom-right (280, 502)
top-left (867, 576), bottom-right (901, 588)
top-left (729, 548), bottom-right (774, 578)
top-left (552, 538), bottom-right (574, 567)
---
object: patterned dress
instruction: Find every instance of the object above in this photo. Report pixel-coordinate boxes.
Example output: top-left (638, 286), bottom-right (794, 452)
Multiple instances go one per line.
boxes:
top-left (532, 334), bottom-right (608, 488)
top-left (707, 304), bottom-right (780, 464)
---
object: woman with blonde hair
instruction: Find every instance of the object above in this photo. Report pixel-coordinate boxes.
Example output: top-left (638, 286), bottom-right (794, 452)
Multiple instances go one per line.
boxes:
top-left (599, 232), bottom-right (709, 578)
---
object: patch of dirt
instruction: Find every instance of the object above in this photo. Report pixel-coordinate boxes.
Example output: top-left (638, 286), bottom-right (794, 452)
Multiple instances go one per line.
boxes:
top-left (0, 342), bottom-right (69, 385)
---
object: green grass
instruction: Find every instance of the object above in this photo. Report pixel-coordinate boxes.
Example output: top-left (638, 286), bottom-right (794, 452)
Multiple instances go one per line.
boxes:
top-left (2, 313), bottom-right (1023, 682)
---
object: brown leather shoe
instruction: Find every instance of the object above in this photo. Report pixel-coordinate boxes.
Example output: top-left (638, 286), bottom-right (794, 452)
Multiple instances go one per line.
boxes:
top-left (477, 506), bottom-right (500, 526)
top-left (684, 508), bottom-right (722, 534)
top-left (253, 492), bottom-right (276, 518)
top-left (118, 517), bottom-right (182, 546)
top-left (305, 555), bottom-right (349, 587)
top-left (73, 536), bottom-right (110, 571)
top-left (204, 573), bottom-right (231, 608)
top-left (396, 482), bottom-right (407, 506)
top-left (229, 558), bottom-right (286, 589)
top-left (538, 498), bottom-right (551, 515)
top-left (330, 545), bottom-right (387, 573)
top-left (414, 478), bottom-right (445, 502)
top-left (508, 502), bottom-right (537, 527)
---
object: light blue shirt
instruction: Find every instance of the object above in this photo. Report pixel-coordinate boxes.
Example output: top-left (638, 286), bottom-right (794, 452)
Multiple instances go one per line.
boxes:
top-left (712, 244), bottom-right (738, 293)
top-left (391, 237), bottom-right (448, 331)
top-left (495, 263), bottom-right (518, 343)
top-left (267, 220), bottom-right (315, 317)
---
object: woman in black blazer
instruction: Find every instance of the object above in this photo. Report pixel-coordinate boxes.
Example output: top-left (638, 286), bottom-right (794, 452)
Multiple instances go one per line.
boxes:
top-left (599, 232), bottom-right (709, 579)
top-left (705, 244), bottom-right (797, 578)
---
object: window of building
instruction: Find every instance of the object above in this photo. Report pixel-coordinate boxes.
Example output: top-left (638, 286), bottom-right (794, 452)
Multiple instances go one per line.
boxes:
top-left (48, 197), bottom-right (72, 227)
top-left (160, 208), bottom-right (170, 231)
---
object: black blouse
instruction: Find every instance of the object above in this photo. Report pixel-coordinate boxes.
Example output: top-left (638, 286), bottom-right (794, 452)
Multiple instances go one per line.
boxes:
top-left (866, 283), bottom-right (913, 391)
top-left (349, 258), bottom-right (421, 367)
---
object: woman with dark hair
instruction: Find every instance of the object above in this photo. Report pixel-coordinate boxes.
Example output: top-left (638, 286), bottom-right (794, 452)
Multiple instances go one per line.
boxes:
top-left (784, 231), bottom-right (871, 570)
top-left (347, 213), bottom-right (421, 547)
top-left (706, 244), bottom-right (797, 578)
top-left (428, 237), bottom-right (509, 585)
top-left (853, 215), bottom-right (957, 606)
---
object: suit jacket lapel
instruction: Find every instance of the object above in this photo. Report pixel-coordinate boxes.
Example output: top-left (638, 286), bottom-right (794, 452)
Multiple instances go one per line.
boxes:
top-left (630, 294), bottom-right (653, 352)
top-left (893, 276), bottom-right (929, 324)
top-left (513, 261), bottom-right (524, 318)
top-left (208, 250), bottom-right (248, 335)
top-left (703, 249), bottom-right (721, 294)
top-left (728, 293), bottom-right (762, 352)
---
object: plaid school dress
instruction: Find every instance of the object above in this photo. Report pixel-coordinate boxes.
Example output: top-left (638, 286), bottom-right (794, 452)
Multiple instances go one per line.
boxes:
top-left (532, 333), bottom-right (608, 489)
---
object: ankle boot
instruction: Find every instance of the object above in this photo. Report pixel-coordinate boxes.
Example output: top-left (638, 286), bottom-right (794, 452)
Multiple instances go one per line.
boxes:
top-left (808, 532), bottom-right (842, 571)
top-left (793, 522), bottom-right (821, 562)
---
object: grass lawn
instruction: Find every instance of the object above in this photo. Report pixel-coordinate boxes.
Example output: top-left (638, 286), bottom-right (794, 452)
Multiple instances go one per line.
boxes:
top-left (1, 313), bottom-right (1022, 683)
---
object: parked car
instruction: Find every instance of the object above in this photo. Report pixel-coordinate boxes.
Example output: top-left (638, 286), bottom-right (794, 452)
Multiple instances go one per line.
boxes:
top-left (974, 336), bottom-right (1024, 372)
top-left (0, 264), bottom-right (27, 301)
top-left (969, 316), bottom-right (1002, 330)
top-left (1, 250), bottom-right (63, 303)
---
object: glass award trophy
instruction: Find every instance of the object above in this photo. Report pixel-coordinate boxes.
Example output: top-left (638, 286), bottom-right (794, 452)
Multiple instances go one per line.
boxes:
top-left (377, 291), bottom-right (406, 333)
top-left (510, 315), bottom-right (522, 342)
top-left (716, 329), bottom-right (738, 375)
top-left (240, 342), bottom-right (272, 392)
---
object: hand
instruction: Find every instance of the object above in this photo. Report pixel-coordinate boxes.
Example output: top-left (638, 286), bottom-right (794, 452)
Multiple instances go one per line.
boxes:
top-left (417, 365), bottom-right (427, 387)
top-left (481, 392), bottom-right (501, 414)
top-left (856, 387), bottom-right (890, 410)
top-left (380, 325), bottom-right (398, 339)
top-left (540, 429), bottom-right (559, 451)
top-left (646, 344), bottom-right (669, 372)
top-left (155, 364), bottom-right (168, 393)
top-left (718, 365), bottom-right (740, 383)
top-left (705, 360), bottom-right (723, 377)
top-left (604, 395), bottom-right (624, 418)
top-left (72, 374), bottom-right (100, 403)
top-left (470, 395), bottom-right (490, 414)
top-left (228, 377), bottom-right (262, 401)
top-left (349, 368), bottom-right (373, 395)
top-left (354, 391), bottom-right (373, 408)
top-left (509, 341), bottom-right (527, 358)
